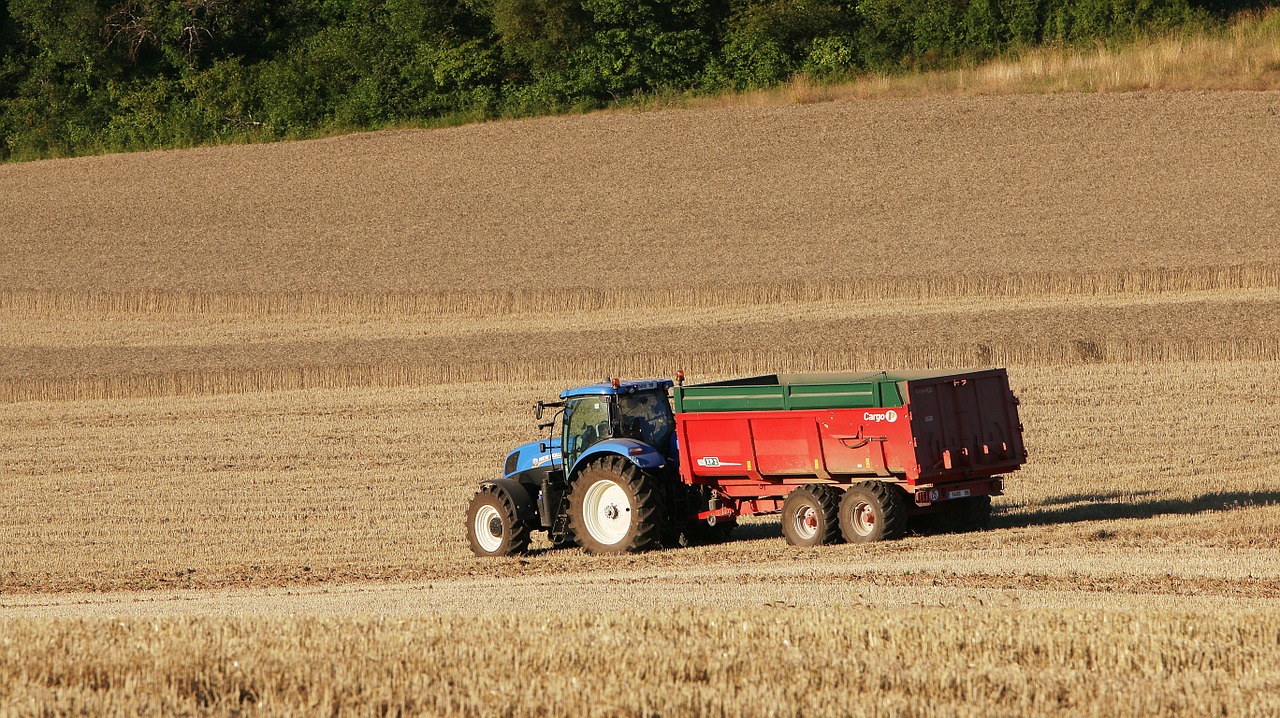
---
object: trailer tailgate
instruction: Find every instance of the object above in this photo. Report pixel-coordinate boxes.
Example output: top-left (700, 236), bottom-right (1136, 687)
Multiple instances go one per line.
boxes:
top-left (906, 368), bottom-right (1025, 482)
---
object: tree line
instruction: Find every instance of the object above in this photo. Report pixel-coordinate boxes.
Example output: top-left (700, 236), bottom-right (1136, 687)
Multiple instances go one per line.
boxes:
top-left (0, 0), bottom-right (1252, 160)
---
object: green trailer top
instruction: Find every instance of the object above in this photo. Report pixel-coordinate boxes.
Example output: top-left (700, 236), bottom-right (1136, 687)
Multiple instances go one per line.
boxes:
top-left (672, 370), bottom-right (983, 413)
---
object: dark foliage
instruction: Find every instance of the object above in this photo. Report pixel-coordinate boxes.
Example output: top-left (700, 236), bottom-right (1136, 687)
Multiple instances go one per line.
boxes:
top-left (0, 0), bottom-right (1245, 160)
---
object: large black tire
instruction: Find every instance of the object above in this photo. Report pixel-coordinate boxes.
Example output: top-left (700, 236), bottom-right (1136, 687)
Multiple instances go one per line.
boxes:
top-left (839, 481), bottom-right (908, 543)
top-left (917, 495), bottom-right (993, 535)
top-left (466, 483), bottom-right (533, 557)
top-left (568, 457), bottom-right (666, 554)
top-left (781, 485), bottom-right (842, 547)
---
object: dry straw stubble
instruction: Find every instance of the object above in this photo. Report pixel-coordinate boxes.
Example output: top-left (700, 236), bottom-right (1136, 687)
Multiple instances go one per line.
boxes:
top-left (3, 607), bottom-right (1278, 716)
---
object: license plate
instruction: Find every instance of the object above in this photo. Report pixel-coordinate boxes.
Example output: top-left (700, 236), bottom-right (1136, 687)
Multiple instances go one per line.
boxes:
top-left (947, 489), bottom-right (971, 499)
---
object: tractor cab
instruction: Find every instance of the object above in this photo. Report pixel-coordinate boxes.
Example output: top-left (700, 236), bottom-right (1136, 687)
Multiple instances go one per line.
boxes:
top-left (558, 379), bottom-right (676, 472)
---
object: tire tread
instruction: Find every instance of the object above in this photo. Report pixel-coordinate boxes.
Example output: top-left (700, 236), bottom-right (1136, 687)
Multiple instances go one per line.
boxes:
top-left (839, 481), bottom-right (908, 543)
top-left (569, 456), bottom-right (666, 554)
top-left (466, 483), bottom-right (532, 556)
top-left (781, 485), bottom-right (842, 547)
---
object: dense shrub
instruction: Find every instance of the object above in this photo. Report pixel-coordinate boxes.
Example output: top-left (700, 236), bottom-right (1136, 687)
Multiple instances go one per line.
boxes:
top-left (0, 0), bottom-right (1244, 160)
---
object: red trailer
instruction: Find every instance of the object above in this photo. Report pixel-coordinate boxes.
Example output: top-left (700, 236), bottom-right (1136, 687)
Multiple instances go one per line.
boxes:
top-left (672, 369), bottom-right (1026, 546)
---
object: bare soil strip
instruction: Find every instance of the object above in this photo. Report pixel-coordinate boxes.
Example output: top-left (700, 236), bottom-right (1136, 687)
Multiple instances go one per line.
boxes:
top-left (3, 92), bottom-right (1279, 295)
top-left (5, 553), bottom-right (1280, 618)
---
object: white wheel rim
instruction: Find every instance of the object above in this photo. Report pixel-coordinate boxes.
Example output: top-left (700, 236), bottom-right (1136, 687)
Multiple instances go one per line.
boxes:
top-left (474, 505), bottom-right (504, 553)
top-left (583, 479), bottom-right (631, 545)
top-left (850, 501), bottom-right (876, 536)
top-left (792, 504), bottom-right (818, 540)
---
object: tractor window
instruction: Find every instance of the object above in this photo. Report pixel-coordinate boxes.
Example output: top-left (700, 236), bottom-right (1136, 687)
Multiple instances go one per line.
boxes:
top-left (563, 396), bottom-right (612, 469)
top-left (616, 390), bottom-right (674, 448)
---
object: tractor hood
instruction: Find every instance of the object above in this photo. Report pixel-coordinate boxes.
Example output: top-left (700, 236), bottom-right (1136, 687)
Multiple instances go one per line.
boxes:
top-left (503, 438), bottom-right (562, 479)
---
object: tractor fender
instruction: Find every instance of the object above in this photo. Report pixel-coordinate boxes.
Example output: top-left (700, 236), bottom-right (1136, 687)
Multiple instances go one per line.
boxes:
top-left (571, 439), bottom-right (667, 478)
top-left (482, 478), bottom-right (540, 526)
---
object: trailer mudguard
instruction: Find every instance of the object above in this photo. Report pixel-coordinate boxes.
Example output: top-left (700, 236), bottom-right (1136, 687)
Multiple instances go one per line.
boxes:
top-left (483, 478), bottom-right (540, 526)
top-left (572, 439), bottom-right (667, 476)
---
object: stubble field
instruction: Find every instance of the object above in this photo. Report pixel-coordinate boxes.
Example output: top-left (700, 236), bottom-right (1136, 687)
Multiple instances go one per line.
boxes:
top-left (2, 90), bottom-right (1279, 715)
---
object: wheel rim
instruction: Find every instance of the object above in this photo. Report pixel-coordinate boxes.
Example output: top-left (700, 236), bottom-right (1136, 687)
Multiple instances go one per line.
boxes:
top-left (849, 500), bottom-right (876, 536)
top-left (791, 504), bottom-right (819, 540)
top-left (473, 504), bottom-right (504, 553)
top-left (582, 479), bottom-right (631, 545)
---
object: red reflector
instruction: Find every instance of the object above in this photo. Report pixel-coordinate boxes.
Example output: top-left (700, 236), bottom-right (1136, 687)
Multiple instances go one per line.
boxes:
top-left (629, 447), bottom-right (645, 456)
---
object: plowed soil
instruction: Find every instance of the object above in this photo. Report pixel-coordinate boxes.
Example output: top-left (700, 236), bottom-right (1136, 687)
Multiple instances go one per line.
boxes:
top-left (3, 92), bottom-right (1278, 295)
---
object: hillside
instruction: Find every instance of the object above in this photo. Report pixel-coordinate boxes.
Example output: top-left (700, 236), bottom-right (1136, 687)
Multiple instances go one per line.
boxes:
top-left (4, 91), bottom-right (1279, 295)
top-left (3, 90), bottom-right (1279, 403)
top-left (2, 90), bottom-right (1279, 714)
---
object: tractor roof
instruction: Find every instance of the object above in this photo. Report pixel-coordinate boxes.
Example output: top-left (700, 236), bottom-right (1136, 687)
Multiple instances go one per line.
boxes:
top-left (560, 378), bottom-right (674, 399)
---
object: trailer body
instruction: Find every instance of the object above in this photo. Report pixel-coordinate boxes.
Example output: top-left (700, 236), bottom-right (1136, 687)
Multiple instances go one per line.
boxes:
top-left (673, 368), bottom-right (1025, 518)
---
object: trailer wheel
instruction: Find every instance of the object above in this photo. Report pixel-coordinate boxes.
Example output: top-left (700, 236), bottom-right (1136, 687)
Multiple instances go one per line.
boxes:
top-left (839, 481), bottom-right (907, 543)
top-left (466, 483), bottom-right (533, 557)
top-left (781, 486), bottom-right (842, 547)
top-left (943, 495), bottom-right (993, 533)
top-left (915, 495), bottom-right (993, 535)
top-left (959, 495), bottom-right (993, 531)
top-left (569, 457), bottom-right (665, 554)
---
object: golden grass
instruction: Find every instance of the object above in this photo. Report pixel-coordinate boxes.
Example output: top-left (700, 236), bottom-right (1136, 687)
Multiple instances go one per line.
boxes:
top-left (697, 9), bottom-right (1280, 108)
top-left (4, 258), bottom-right (1279, 404)
top-left (4, 607), bottom-right (1279, 716)
top-left (3, 263), bottom-right (1277, 318)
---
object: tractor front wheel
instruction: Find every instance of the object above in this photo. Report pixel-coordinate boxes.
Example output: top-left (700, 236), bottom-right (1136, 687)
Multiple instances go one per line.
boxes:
top-left (466, 483), bottom-right (533, 557)
top-left (781, 485), bottom-right (842, 547)
top-left (569, 457), bottom-right (666, 554)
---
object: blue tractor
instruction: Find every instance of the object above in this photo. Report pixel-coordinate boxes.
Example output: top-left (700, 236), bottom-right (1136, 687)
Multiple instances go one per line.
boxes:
top-left (465, 377), bottom-right (723, 556)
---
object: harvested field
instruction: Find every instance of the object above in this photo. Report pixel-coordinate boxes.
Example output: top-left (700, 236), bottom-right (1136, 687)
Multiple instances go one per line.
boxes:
top-left (4, 607), bottom-right (1280, 716)
top-left (2, 362), bottom-right (1279, 594)
top-left (2, 90), bottom-right (1279, 714)
top-left (3, 92), bottom-right (1279, 296)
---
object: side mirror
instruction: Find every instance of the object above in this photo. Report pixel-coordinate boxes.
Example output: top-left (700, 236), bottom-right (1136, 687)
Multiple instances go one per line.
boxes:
top-left (534, 401), bottom-right (544, 420)
top-left (539, 442), bottom-right (548, 453)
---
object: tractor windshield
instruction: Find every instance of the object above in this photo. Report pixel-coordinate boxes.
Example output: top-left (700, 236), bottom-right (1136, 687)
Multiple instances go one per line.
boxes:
top-left (563, 395), bottom-right (612, 469)
top-left (616, 390), bottom-right (674, 448)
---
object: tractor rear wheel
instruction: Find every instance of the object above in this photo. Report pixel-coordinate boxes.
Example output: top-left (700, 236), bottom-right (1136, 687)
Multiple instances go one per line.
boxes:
top-left (781, 485), bottom-right (842, 547)
top-left (839, 481), bottom-right (907, 543)
top-left (466, 483), bottom-right (533, 557)
top-left (569, 457), bottom-right (666, 554)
